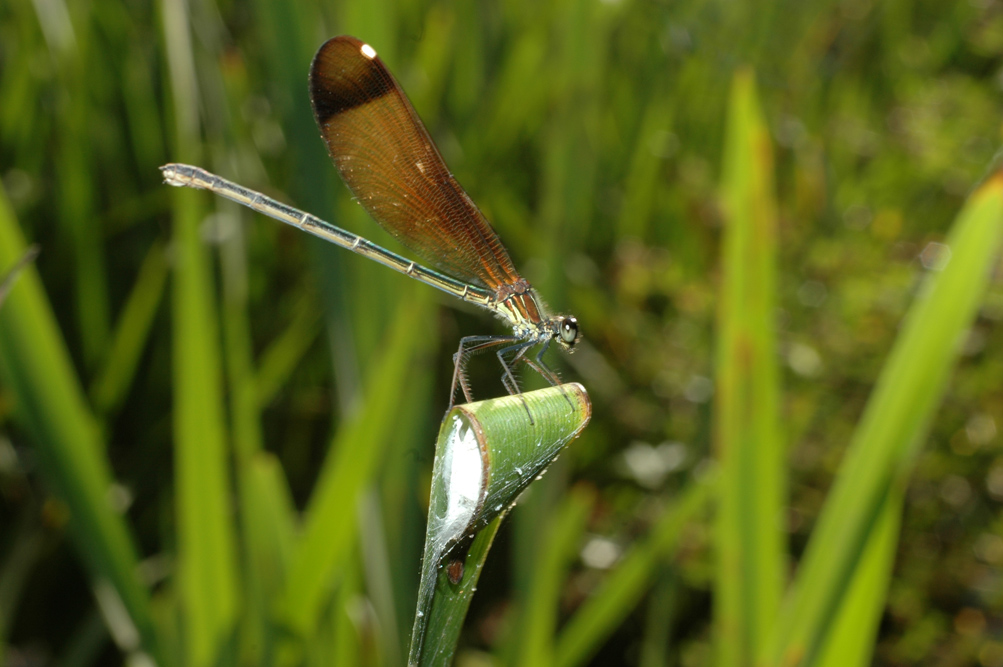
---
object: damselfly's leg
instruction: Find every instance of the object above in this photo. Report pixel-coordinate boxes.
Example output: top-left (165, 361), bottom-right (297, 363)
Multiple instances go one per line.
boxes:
top-left (496, 341), bottom-right (535, 396)
top-left (450, 335), bottom-right (520, 410)
top-left (522, 339), bottom-right (561, 385)
top-left (496, 340), bottom-right (541, 423)
top-left (521, 339), bottom-right (574, 411)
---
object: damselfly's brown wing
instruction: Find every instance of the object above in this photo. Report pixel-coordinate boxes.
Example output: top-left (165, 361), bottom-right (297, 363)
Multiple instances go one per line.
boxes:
top-left (309, 35), bottom-right (522, 291)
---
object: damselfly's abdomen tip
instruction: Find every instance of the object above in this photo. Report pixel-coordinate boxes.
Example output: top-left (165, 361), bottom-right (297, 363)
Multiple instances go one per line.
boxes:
top-left (160, 164), bottom-right (183, 186)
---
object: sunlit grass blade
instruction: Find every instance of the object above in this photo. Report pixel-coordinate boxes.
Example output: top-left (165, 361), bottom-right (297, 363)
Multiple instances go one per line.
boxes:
top-left (0, 186), bottom-right (159, 660)
top-left (764, 172), bottom-right (1003, 666)
top-left (409, 8), bottom-right (456, 125)
top-left (217, 209), bottom-right (262, 460)
top-left (815, 490), bottom-right (900, 667)
top-left (515, 486), bottom-right (594, 667)
top-left (243, 455), bottom-right (297, 573)
top-left (278, 290), bottom-right (431, 639)
top-left (168, 181), bottom-right (240, 667)
top-left (341, 0), bottom-right (396, 64)
top-left (357, 489), bottom-right (404, 667)
top-left (239, 452), bottom-right (298, 663)
top-left (376, 365), bottom-right (437, 662)
top-left (619, 96), bottom-right (672, 240)
top-left (329, 559), bottom-right (365, 666)
top-left (213, 198), bottom-right (283, 665)
top-left (715, 67), bottom-right (784, 665)
top-left (90, 242), bottom-right (168, 415)
top-left (555, 472), bottom-right (716, 667)
top-left (215, 199), bottom-right (298, 661)
top-left (0, 244), bottom-right (38, 308)
top-left (150, 590), bottom-right (181, 667)
top-left (161, 0), bottom-right (239, 661)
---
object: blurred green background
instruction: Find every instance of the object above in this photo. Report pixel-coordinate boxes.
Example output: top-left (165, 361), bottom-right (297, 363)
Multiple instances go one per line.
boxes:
top-left (2, 0), bottom-right (1003, 665)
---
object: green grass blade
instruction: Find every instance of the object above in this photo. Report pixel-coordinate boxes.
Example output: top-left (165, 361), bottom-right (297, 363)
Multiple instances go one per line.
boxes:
top-left (254, 292), bottom-right (321, 408)
top-left (90, 242), bottom-right (168, 415)
top-left (341, 0), bottom-right (396, 65)
top-left (413, 516), bottom-right (504, 667)
top-left (278, 291), bottom-right (431, 638)
top-left (218, 209), bottom-right (264, 461)
top-left (555, 472), bottom-right (717, 667)
top-left (168, 180), bottom-right (240, 667)
top-left (639, 569), bottom-right (679, 667)
top-left (410, 385), bottom-right (592, 667)
top-left (516, 486), bottom-right (594, 667)
top-left (0, 245), bottom-right (38, 308)
top-left (619, 96), bottom-right (672, 240)
top-left (239, 451), bottom-right (298, 664)
top-left (215, 198), bottom-right (298, 661)
top-left (161, 0), bottom-right (240, 660)
top-left (815, 486), bottom-right (901, 667)
top-left (715, 67), bottom-right (784, 665)
top-left (0, 186), bottom-right (159, 660)
top-left (328, 559), bottom-right (365, 666)
top-left (356, 489), bottom-right (404, 667)
top-left (242, 453), bottom-right (297, 575)
top-left (764, 172), bottom-right (1003, 666)
top-left (43, 9), bottom-right (111, 369)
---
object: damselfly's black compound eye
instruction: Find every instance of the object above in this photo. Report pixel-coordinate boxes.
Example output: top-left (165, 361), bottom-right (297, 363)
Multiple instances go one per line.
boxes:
top-left (559, 317), bottom-right (579, 348)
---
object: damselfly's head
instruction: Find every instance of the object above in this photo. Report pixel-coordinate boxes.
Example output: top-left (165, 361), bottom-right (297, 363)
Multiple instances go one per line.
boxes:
top-left (555, 316), bottom-right (580, 351)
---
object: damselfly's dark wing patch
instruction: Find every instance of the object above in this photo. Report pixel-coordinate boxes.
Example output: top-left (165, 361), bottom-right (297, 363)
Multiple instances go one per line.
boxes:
top-left (309, 35), bottom-right (522, 291)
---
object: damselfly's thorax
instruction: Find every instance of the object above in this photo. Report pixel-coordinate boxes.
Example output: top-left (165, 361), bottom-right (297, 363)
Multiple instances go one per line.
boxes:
top-left (490, 278), bottom-right (580, 350)
top-left (493, 279), bottom-right (542, 330)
